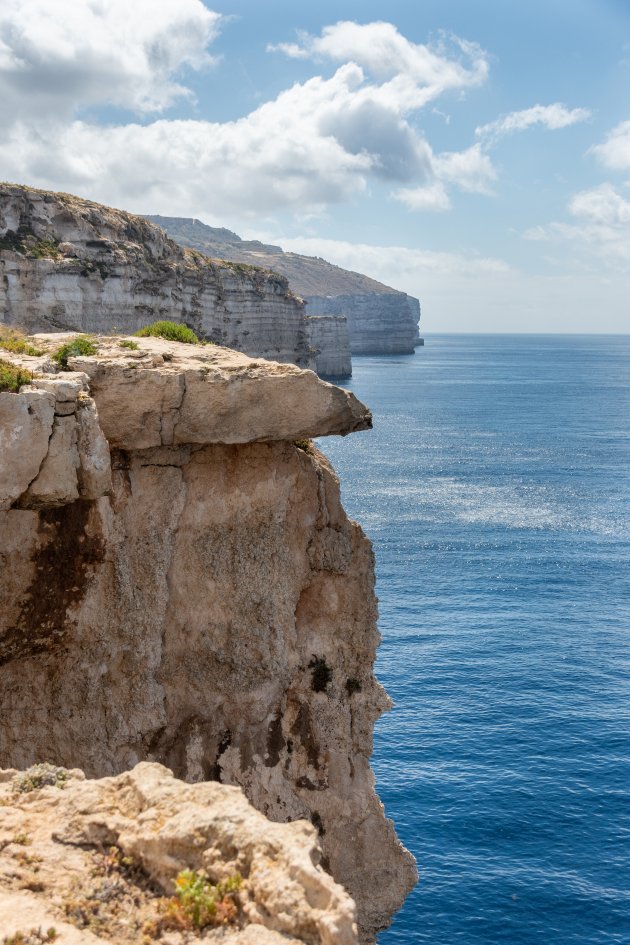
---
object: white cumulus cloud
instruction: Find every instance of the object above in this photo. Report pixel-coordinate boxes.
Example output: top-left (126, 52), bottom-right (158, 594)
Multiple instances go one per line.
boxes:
top-left (268, 20), bottom-right (489, 107)
top-left (394, 181), bottom-right (452, 212)
top-left (433, 143), bottom-right (497, 194)
top-left (0, 0), bottom-right (221, 120)
top-left (0, 10), bottom-right (498, 217)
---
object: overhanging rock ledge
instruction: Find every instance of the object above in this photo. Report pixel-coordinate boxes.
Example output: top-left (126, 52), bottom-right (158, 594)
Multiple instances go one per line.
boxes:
top-left (0, 335), bottom-right (416, 943)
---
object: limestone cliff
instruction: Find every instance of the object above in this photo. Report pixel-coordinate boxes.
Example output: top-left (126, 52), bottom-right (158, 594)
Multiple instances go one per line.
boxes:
top-left (0, 335), bottom-right (417, 941)
top-left (305, 316), bottom-right (352, 379)
top-left (145, 217), bottom-right (421, 356)
top-left (305, 294), bottom-right (421, 357)
top-left (0, 761), bottom-right (358, 944)
top-left (0, 185), bottom-right (313, 369)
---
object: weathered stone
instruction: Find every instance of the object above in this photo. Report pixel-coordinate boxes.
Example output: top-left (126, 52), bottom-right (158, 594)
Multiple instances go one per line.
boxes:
top-left (0, 762), bottom-right (358, 945)
top-left (306, 293), bottom-right (420, 355)
top-left (53, 335), bottom-right (371, 448)
top-left (0, 335), bottom-right (415, 941)
top-left (76, 395), bottom-right (112, 499)
top-left (0, 388), bottom-right (55, 509)
top-left (19, 414), bottom-right (80, 508)
top-left (146, 215), bottom-right (422, 357)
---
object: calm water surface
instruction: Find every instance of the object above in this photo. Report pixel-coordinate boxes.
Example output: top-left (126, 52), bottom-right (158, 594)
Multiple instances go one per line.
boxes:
top-left (319, 335), bottom-right (630, 945)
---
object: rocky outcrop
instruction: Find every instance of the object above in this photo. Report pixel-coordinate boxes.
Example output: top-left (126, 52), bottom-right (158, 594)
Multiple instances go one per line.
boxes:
top-left (145, 216), bottom-right (421, 356)
top-left (0, 336), bottom-right (416, 941)
top-left (305, 316), bottom-right (352, 379)
top-left (0, 185), bottom-right (313, 369)
top-left (0, 761), bottom-right (358, 944)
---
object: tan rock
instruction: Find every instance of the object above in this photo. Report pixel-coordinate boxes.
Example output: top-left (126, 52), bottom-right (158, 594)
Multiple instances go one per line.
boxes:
top-left (0, 335), bottom-right (415, 941)
top-left (0, 762), bottom-right (358, 945)
top-left (0, 389), bottom-right (55, 509)
top-left (76, 396), bottom-right (112, 499)
top-left (63, 336), bottom-right (371, 449)
top-left (0, 184), bottom-right (314, 369)
top-left (19, 414), bottom-right (80, 508)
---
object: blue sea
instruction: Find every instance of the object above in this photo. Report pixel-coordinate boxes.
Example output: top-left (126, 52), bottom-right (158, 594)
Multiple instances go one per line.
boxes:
top-left (319, 335), bottom-right (630, 945)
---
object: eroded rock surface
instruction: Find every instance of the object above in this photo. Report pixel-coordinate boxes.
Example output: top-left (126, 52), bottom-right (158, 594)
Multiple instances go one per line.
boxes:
top-left (0, 337), bottom-right (416, 941)
top-left (0, 761), bottom-right (358, 944)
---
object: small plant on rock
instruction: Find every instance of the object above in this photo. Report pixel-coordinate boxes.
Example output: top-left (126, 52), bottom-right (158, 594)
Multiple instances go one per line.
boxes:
top-left (119, 339), bottom-right (139, 350)
top-left (0, 327), bottom-right (43, 357)
top-left (294, 439), bottom-right (313, 453)
top-left (11, 763), bottom-right (69, 794)
top-left (161, 869), bottom-right (241, 930)
top-left (52, 335), bottom-right (97, 370)
top-left (0, 359), bottom-right (31, 393)
top-left (135, 320), bottom-right (199, 344)
top-left (2, 929), bottom-right (57, 944)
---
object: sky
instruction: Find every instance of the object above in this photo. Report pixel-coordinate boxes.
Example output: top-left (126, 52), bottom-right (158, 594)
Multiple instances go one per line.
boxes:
top-left (0, 1), bottom-right (629, 333)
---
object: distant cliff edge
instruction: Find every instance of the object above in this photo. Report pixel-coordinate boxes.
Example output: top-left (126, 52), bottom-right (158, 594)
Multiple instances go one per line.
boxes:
top-left (0, 184), bottom-right (313, 370)
top-left (146, 215), bottom-right (422, 357)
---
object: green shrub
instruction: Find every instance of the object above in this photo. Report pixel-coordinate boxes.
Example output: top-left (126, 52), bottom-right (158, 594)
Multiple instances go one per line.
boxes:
top-left (52, 335), bottom-right (97, 370)
top-left (0, 359), bottom-right (31, 392)
top-left (165, 869), bottom-right (241, 930)
top-left (25, 238), bottom-right (61, 260)
top-left (135, 320), bottom-right (199, 344)
top-left (0, 327), bottom-right (43, 357)
top-left (119, 339), bottom-right (139, 350)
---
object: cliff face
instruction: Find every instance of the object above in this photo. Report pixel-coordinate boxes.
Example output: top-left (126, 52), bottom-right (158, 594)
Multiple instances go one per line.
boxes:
top-left (0, 335), bottom-right (416, 941)
top-left (305, 316), bottom-right (352, 379)
top-left (305, 294), bottom-right (421, 356)
top-left (0, 762), bottom-right (358, 944)
top-left (145, 216), bottom-right (421, 356)
top-left (0, 185), bottom-right (313, 369)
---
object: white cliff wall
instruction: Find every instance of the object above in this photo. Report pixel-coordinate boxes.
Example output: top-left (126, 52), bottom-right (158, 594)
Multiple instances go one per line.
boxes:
top-left (306, 293), bottom-right (420, 355)
top-left (305, 315), bottom-right (352, 378)
top-left (0, 185), bottom-right (313, 369)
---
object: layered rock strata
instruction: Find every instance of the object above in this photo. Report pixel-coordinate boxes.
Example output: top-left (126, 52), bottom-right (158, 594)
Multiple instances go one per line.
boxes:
top-left (0, 185), bottom-right (313, 369)
top-left (305, 294), bottom-right (421, 356)
top-left (0, 335), bottom-right (416, 941)
top-left (145, 216), bottom-right (421, 356)
top-left (305, 316), bottom-right (352, 379)
top-left (0, 761), bottom-right (358, 944)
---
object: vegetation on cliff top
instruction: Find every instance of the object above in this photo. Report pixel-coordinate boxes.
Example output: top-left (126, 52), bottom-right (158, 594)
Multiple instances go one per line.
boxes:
top-left (0, 327), bottom-right (43, 357)
top-left (52, 335), bottom-right (98, 369)
top-left (135, 320), bottom-right (200, 344)
top-left (0, 359), bottom-right (32, 393)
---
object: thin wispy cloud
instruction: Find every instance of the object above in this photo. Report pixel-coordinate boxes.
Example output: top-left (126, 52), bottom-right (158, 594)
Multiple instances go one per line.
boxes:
top-left (476, 104), bottom-right (591, 145)
top-left (524, 182), bottom-right (630, 270)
